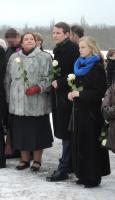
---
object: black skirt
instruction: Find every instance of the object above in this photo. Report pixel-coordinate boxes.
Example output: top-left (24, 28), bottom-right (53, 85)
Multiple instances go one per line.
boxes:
top-left (10, 114), bottom-right (53, 151)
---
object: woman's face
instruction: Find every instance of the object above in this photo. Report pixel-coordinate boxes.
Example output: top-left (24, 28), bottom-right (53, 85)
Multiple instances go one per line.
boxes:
top-left (79, 41), bottom-right (92, 57)
top-left (21, 34), bottom-right (36, 51)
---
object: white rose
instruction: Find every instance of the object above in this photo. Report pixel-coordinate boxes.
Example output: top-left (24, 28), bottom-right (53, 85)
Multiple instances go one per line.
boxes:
top-left (52, 60), bottom-right (58, 67)
top-left (15, 57), bottom-right (21, 63)
top-left (67, 74), bottom-right (76, 81)
top-left (102, 139), bottom-right (107, 146)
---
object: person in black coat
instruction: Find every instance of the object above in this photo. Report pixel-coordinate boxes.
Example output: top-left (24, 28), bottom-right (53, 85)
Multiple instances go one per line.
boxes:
top-left (70, 24), bottom-right (84, 45)
top-left (5, 28), bottom-right (21, 63)
top-left (68, 36), bottom-right (110, 188)
top-left (0, 46), bottom-right (7, 168)
top-left (47, 22), bottom-right (80, 182)
top-left (106, 48), bottom-right (115, 87)
top-left (4, 28), bottom-right (21, 158)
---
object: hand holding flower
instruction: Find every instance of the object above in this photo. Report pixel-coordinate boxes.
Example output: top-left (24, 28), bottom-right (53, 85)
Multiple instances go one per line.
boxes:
top-left (68, 91), bottom-right (79, 101)
top-left (71, 90), bottom-right (79, 98)
top-left (68, 92), bottom-right (74, 101)
top-left (67, 73), bottom-right (83, 93)
top-left (15, 56), bottom-right (43, 96)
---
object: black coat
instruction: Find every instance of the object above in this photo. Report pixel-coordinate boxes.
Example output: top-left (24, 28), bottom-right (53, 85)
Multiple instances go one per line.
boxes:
top-left (6, 44), bottom-right (21, 63)
top-left (71, 62), bottom-right (110, 180)
top-left (4, 44), bottom-right (21, 128)
top-left (106, 59), bottom-right (115, 87)
top-left (52, 39), bottom-right (79, 139)
top-left (0, 46), bottom-right (7, 120)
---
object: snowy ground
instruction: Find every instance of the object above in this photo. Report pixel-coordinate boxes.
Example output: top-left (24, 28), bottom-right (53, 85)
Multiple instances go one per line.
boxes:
top-left (0, 138), bottom-right (115, 200)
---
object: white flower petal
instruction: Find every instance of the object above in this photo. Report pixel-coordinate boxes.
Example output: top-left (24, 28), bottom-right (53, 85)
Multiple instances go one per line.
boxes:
top-left (15, 57), bottom-right (21, 63)
top-left (67, 74), bottom-right (76, 81)
top-left (52, 60), bottom-right (58, 67)
top-left (102, 139), bottom-right (107, 146)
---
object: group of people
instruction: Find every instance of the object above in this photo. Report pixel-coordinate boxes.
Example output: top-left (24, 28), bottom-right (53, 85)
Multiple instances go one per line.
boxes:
top-left (0, 21), bottom-right (113, 188)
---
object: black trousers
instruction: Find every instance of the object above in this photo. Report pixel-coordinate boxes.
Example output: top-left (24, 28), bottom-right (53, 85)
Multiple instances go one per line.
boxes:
top-left (58, 139), bottom-right (72, 174)
top-left (0, 121), bottom-right (6, 166)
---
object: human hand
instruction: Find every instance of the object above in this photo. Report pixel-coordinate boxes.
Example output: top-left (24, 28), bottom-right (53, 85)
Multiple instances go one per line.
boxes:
top-left (52, 80), bottom-right (58, 89)
top-left (68, 92), bottom-right (74, 101)
top-left (68, 91), bottom-right (79, 101)
top-left (25, 85), bottom-right (42, 96)
top-left (71, 90), bottom-right (79, 98)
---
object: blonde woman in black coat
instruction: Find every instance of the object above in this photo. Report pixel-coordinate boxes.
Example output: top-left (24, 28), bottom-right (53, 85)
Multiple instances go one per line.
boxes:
top-left (68, 36), bottom-right (110, 188)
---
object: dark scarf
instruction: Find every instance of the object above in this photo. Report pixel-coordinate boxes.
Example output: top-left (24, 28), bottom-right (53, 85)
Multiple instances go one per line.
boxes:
top-left (22, 47), bottom-right (35, 55)
top-left (74, 55), bottom-right (100, 76)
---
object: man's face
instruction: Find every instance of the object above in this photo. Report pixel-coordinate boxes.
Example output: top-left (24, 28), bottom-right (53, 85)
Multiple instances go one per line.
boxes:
top-left (52, 26), bottom-right (69, 45)
top-left (6, 35), bottom-right (20, 47)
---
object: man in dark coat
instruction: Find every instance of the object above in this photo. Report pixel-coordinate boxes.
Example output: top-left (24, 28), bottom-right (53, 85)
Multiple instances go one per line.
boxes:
top-left (70, 24), bottom-right (84, 44)
top-left (0, 46), bottom-right (7, 168)
top-left (47, 22), bottom-right (80, 181)
top-left (5, 28), bottom-right (21, 63)
top-left (106, 48), bottom-right (115, 87)
top-left (4, 28), bottom-right (21, 158)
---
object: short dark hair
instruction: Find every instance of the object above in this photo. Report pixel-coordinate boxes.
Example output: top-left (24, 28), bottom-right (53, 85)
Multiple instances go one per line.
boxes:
top-left (71, 25), bottom-right (84, 38)
top-left (54, 22), bottom-right (70, 34)
top-left (5, 28), bottom-right (20, 38)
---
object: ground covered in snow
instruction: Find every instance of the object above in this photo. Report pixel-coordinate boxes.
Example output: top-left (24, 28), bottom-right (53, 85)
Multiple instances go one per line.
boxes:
top-left (0, 138), bottom-right (115, 200)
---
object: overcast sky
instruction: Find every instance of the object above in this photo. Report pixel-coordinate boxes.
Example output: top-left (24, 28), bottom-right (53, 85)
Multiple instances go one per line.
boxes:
top-left (0, 0), bottom-right (115, 28)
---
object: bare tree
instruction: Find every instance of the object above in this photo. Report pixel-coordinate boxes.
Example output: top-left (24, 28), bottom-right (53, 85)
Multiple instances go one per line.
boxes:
top-left (0, 23), bottom-right (115, 50)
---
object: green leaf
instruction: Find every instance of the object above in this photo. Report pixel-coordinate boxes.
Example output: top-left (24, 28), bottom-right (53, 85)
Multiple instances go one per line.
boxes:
top-left (24, 70), bottom-right (27, 75)
top-left (24, 77), bottom-right (28, 82)
top-left (101, 132), bottom-right (106, 137)
top-left (76, 86), bottom-right (83, 92)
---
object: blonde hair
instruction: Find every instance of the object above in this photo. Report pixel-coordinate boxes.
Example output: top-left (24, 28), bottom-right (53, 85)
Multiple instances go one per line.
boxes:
top-left (79, 36), bottom-right (104, 63)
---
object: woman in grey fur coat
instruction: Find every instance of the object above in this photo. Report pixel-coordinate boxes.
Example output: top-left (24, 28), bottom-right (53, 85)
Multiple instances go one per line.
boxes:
top-left (5, 32), bottom-right (53, 171)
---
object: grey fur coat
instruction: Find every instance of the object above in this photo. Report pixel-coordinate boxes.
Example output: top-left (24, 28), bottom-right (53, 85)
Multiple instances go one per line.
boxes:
top-left (5, 47), bottom-right (52, 116)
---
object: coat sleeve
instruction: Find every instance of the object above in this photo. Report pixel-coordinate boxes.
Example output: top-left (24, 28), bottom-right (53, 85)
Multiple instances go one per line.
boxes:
top-left (39, 54), bottom-right (52, 93)
top-left (102, 86), bottom-right (115, 120)
top-left (57, 45), bottom-right (79, 92)
top-left (4, 56), bottom-right (12, 103)
top-left (0, 47), bottom-right (7, 118)
top-left (0, 47), bottom-right (6, 85)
